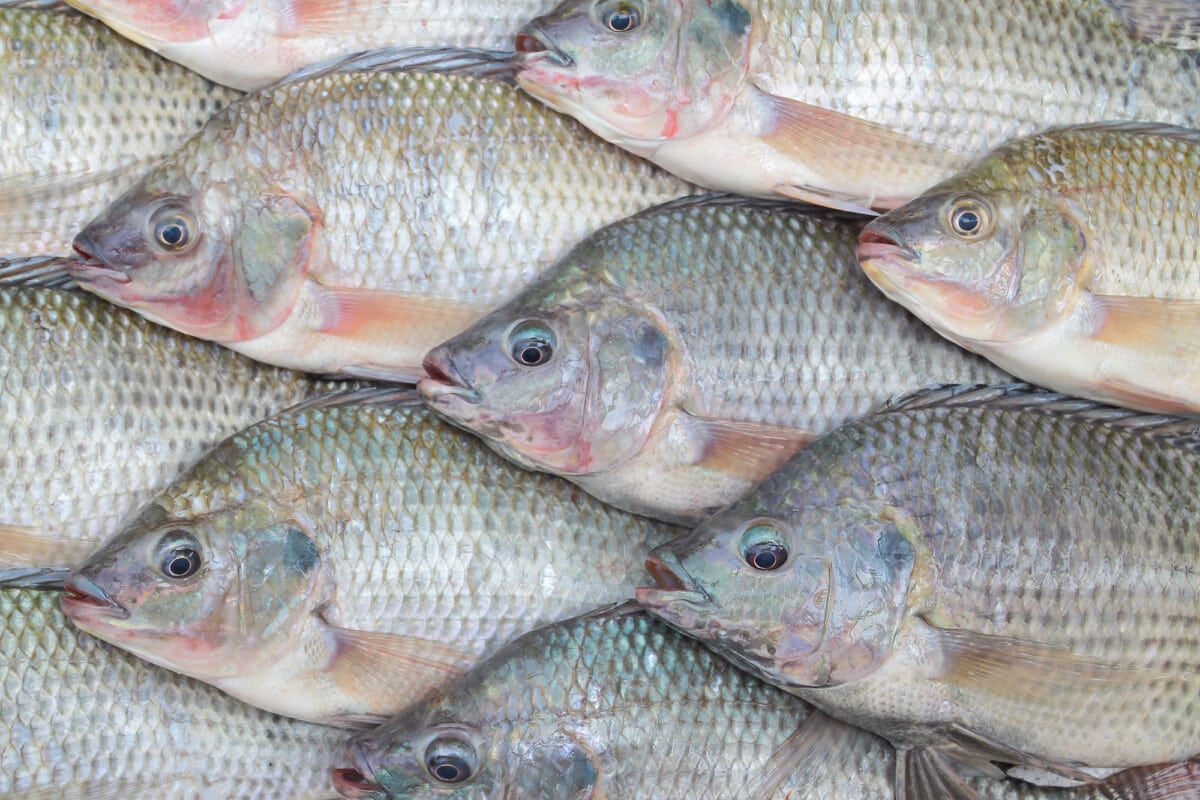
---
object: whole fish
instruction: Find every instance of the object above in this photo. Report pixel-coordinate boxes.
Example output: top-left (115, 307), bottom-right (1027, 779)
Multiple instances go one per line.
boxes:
top-left (0, 3), bottom-right (239, 257)
top-left (514, 0), bottom-right (1200, 213)
top-left (638, 384), bottom-right (1200, 798)
top-left (420, 197), bottom-right (1008, 525)
top-left (0, 588), bottom-right (346, 799)
top-left (69, 51), bottom-right (693, 381)
top-left (0, 285), bottom-right (342, 570)
top-left (62, 392), bottom-right (679, 727)
top-left (858, 122), bottom-right (1200, 416)
top-left (334, 604), bottom-right (1200, 800)
top-left (65, 0), bottom-right (562, 89)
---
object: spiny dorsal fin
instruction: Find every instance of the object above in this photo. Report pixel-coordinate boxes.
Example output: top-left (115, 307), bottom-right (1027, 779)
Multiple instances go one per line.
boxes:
top-left (274, 46), bottom-right (516, 88)
top-left (1107, 0), bottom-right (1200, 49)
top-left (879, 383), bottom-right (1200, 448)
top-left (0, 256), bottom-right (78, 288)
top-left (628, 192), bottom-right (872, 226)
top-left (274, 385), bottom-right (424, 418)
top-left (0, 566), bottom-right (70, 590)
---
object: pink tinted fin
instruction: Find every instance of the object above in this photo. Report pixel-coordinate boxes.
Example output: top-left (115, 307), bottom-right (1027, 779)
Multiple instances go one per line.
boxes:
top-left (312, 283), bottom-right (491, 378)
top-left (761, 95), bottom-right (967, 211)
top-left (741, 711), bottom-right (874, 799)
top-left (277, 0), bottom-right (394, 35)
top-left (1087, 759), bottom-right (1200, 799)
top-left (1108, 0), bottom-right (1200, 48)
top-left (323, 623), bottom-right (474, 723)
top-left (686, 413), bottom-right (814, 482)
top-left (1090, 294), bottom-right (1200, 351)
top-left (0, 523), bottom-right (83, 568)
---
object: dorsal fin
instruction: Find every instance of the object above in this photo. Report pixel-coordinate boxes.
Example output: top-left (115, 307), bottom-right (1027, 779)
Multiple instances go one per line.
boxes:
top-left (1107, 0), bottom-right (1200, 49)
top-left (273, 45), bottom-right (516, 88)
top-left (0, 567), bottom-right (69, 590)
top-left (628, 192), bottom-right (871, 226)
top-left (273, 385), bottom-right (424, 418)
top-left (879, 383), bottom-right (1200, 448)
top-left (0, 256), bottom-right (78, 288)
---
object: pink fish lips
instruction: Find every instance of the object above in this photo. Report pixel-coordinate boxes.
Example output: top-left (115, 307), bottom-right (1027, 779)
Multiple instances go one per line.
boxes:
top-left (418, 352), bottom-right (480, 408)
top-left (68, 236), bottom-right (131, 286)
top-left (331, 768), bottom-right (384, 799)
top-left (61, 574), bottom-right (130, 622)
top-left (635, 553), bottom-right (708, 611)
top-left (514, 23), bottom-right (573, 67)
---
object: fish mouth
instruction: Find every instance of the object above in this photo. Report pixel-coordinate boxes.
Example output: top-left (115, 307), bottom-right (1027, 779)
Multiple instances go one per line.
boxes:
top-left (69, 236), bottom-right (131, 285)
top-left (636, 552), bottom-right (709, 609)
top-left (61, 574), bottom-right (130, 621)
top-left (514, 23), bottom-right (573, 68)
top-left (417, 351), bottom-right (480, 406)
top-left (331, 768), bottom-right (385, 799)
top-left (856, 225), bottom-right (917, 265)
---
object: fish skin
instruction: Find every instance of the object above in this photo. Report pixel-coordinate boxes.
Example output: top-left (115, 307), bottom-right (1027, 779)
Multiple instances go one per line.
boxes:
top-left (857, 122), bottom-right (1200, 416)
top-left (0, 588), bottom-right (346, 799)
top-left (69, 66), bottom-right (693, 381)
top-left (515, 0), bottom-right (1200, 211)
top-left (638, 385), bottom-right (1200, 783)
top-left (0, 5), bottom-right (239, 257)
top-left (420, 197), bottom-right (1008, 525)
top-left (62, 397), bottom-right (680, 727)
top-left (337, 605), bottom-right (1200, 800)
top-left (65, 0), bottom-right (564, 89)
top-left (0, 286), bottom-right (343, 569)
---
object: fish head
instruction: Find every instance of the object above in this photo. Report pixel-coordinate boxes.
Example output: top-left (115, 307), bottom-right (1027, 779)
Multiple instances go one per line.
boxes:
top-left (858, 187), bottom-right (1088, 346)
top-left (71, 157), bottom-right (316, 344)
top-left (62, 501), bottom-right (325, 682)
top-left (420, 274), bottom-right (674, 477)
top-left (638, 500), bottom-right (917, 689)
top-left (65, 0), bottom-right (245, 47)
top-left (340, 706), bottom-right (598, 799)
top-left (515, 0), bottom-right (752, 150)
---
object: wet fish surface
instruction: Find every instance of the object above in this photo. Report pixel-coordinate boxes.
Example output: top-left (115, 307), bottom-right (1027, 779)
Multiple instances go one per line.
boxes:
top-left (0, 3), bottom-right (239, 257)
top-left (421, 197), bottom-right (1008, 525)
top-left (858, 122), bottom-right (1200, 415)
top-left (639, 384), bottom-right (1200, 796)
top-left (70, 54), bottom-right (693, 381)
top-left (63, 392), bottom-right (679, 727)
top-left (515, 0), bottom-right (1200, 212)
top-left (0, 286), bottom-right (343, 569)
top-left (0, 587), bottom-right (346, 799)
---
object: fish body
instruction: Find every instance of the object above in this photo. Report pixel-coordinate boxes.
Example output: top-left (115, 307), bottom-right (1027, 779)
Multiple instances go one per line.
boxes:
top-left (0, 588), bottom-right (345, 799)
top-left (63, 394), bottom-right (678, 726)
top-left (70, 62), bottom-right (693, 381)
top-left (515, 0), bottom-right (1200, 212)
top-left (0, 286), bottom-right (340, 569)
top-left (336, 605), bottom-right (1200, 800)
top-left (858, 122), bottom-right (1200, 415)
top-left (66, 0), bottom-right (563, 89)
top-left (0, 5), bottom-right (239, 257)
top-left (639, 385), bottom-right (1200, 793)
top-left (420, 198), bottom-right (1007, 525)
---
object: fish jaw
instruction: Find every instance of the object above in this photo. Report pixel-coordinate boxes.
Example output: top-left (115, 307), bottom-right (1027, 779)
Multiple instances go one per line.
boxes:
top-left (333, 739), bottom-right (389, 799)
top-left (61, 574), bottom-right (131, 623)
top-left (419, 349), bottom-right (483, 423)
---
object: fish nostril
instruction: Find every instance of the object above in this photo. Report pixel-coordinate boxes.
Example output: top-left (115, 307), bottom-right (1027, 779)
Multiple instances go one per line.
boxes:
top-left (515, 32), bottom-right (548, 53)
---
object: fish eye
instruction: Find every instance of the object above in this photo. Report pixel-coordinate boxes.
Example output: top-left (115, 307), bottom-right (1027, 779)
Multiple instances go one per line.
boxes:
top-left (739, 523), bottom-right (789, 571)
top-left (157, 530), bottom-right (203, 580)
top-left (148, 204), bottom-right (198, 254)
top-left (945, 196), bottom-right (993, 240)
top-left (425, 736), bottom-right (476, 784)
top-left (599, 1), bottom-right (641, 32)
top-left (506, 320), bottom-right (557, 367)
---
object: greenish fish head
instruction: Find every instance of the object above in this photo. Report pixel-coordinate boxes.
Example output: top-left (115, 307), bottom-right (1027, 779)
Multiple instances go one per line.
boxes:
top-left (515, 0), bottom-right (752, 150)
top-left (65, 0), bottom-right (240, 46)
top-left (420, 274), bottom-right (673, 477)
top-left (62, 500), bottom-right (325, 684)
top-left (70, 153), bottom-right (314, 347)
top-left (858, 186), bottom-right (1087, 347)
top-left (340, 708), bottom-right (599, 799)
top-left (638, 501), bottom-right (917, 690)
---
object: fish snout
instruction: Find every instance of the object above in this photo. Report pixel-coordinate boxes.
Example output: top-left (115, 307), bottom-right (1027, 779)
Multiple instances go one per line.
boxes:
top-left (333, 737), bottom-right (387, 799)
top-left (856, 222), bottom-right (917, 265)
top-left (68, 233), bottom-right (132, 285)
top-left (61, 573), bottom-right (130, 620)
top-left (636, 551), bottom-right (708, 608)
top-left (514, 23), bottom-right (573, 67)
top-left (418, 348), bottom-right (480, 405)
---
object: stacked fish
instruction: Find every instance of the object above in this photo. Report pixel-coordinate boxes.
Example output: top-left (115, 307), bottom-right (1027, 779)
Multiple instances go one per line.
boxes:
top-left (4, 0), bottom-right (1200, 798)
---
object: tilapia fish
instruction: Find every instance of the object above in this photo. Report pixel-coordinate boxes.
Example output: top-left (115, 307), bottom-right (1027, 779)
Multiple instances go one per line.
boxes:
top-left (420, 197), bottom-right (1007, 525)
top-left (0, 286), bottom-right (341, 569)
top-left (515, 0), bottom-right (1200, 212)
top-left (858, 122), bottom-right (1200, 416)
top-left (62, 392), bottom-right (679, 727)
top-left (0, 3), bottom-right (238, 257)
top-left (334, 605), bottom-right (1200, 800)
top-left (1, 588), bottom-right (346, 799)
top-left (65, 0), bottom-right (563, 89)
top-left (69, 51), bottom-right (693, 381)
top-left (639, 384), bottom-right (1200, 799)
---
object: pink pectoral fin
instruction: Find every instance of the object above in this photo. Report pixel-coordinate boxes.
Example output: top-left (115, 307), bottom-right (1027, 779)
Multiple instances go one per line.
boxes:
top-left (0, 523), bottom-right (84, 569)
top-left (687, 414), bottom-right (814, 482)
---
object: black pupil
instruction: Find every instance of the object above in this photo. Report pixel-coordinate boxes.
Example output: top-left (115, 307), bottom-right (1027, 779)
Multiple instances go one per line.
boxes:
top-left (955, 210), bottom-right (979, 233)
top-left (746, 542), bottom-right (787, 571)
top-left (166, 549), bottom-right (198, 578)
top-left (429, 755), bottom-right (469, 783)
top-left (517, 340), bottom-right (550, 365)
top-left (608, 9), bottom-right (634, 30)
top-left (159, 222), bottom-right (184, 246)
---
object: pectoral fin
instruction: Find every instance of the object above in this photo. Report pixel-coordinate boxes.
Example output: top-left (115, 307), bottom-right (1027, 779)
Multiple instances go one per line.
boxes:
top-left (894, 748), bottom-right (982, 800)
top-left (760, 94), bottom-right (967, 212)
top-left (0, 523), bottom-right (82, 568)
top-left (741, 711), bottom-right (874, 799)
top-left (323, 623), bottom-right (474, 723)
top-left (684, 412), bottom-right (814, 482)
top-left (1107, 0), bottom-right (1200, 48)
